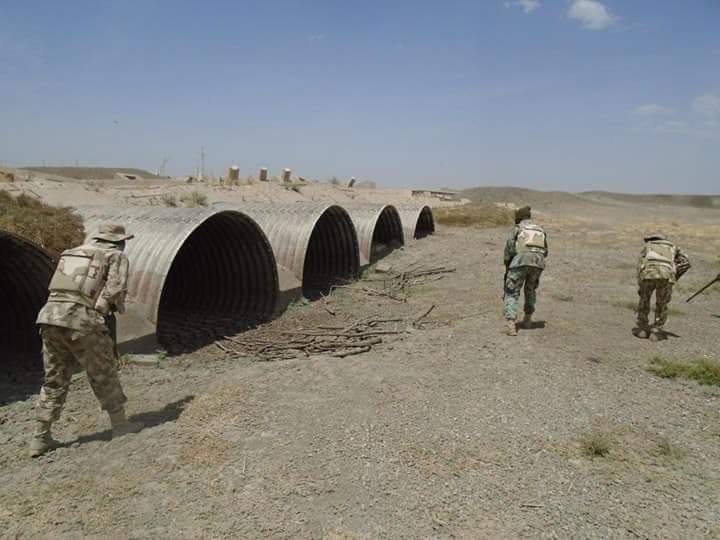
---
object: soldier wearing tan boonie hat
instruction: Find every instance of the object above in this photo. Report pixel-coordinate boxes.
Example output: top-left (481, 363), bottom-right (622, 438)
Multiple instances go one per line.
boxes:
top-left (29, 222), bottom-right (141, 458)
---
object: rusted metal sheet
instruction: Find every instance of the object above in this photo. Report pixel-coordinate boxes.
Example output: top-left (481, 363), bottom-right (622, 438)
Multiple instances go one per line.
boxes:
top-left (77, 207), bottom-right (278, 339)
top-left (344, 204), bottom-right (404, 264)
top-left (0, 230), bottom-right (53, 355)
top-left (396, 205), bottom-right (435, 240)
top-left (220, 203), bottom-right (360, 292)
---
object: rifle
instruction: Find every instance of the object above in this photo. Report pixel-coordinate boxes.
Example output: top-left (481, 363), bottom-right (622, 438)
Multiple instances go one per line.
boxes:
top-left (105, 313), bottom-right (119, 359)
top-left (686, 273), bottom-right (720, 303)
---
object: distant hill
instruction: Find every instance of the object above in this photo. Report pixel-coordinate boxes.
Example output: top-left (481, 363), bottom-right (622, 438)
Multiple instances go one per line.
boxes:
top-left (461, 186), bottom-right (720, 209)
top-left (21, 166), bottom-right (160, 180)
top-left (460, 186), bottom-right (590, 208)
top-left (579, 191), bottom-right (720, 209)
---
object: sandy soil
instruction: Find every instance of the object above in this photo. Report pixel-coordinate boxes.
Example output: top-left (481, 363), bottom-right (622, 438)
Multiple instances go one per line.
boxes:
top-left (1, 193), bottom-right (720, 538)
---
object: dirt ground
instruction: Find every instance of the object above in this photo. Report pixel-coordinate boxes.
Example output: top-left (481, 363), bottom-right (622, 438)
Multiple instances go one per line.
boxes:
top-left (1, 195), bottom-right (719, 538)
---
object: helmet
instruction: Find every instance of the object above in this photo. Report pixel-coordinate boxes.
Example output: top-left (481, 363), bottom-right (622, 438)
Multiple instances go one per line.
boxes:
top-left (643, 231), bottom-right (666, 242)
top-left (514, 206), bottom-right (531, 224)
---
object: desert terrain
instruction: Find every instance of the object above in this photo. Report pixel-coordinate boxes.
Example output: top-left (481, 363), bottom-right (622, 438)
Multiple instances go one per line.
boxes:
top-left (1, 176), bottom-right (719, 538)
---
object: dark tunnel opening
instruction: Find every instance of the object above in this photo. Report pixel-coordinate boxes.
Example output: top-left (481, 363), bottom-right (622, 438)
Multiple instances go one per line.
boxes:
top-left (302, 207), bottom-right (360, 298)
top-left (156, 212), bottom-right (278, 352)
top-left (0, 232), bottom-right (53, 377)
top-left (414, 206), bottom-right (435, 239)
top-left (370, 206), bottom-right (404, 262)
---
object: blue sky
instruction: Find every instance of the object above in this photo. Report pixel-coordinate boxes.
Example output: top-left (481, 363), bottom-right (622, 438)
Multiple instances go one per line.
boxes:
top-left (1, 1), bottom-right (718, 193)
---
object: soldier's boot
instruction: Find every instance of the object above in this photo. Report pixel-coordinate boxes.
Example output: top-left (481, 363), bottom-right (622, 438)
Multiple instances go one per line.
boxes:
top-left (521, 313), bottom-right (533, 329)
top-left (28, 421), bottom-right (58, 458)
top-left (506, 319), bottom-right (518, 336)
top-left (108, 408), bottom-right (143, 438)
top-left (632, 327), bottom-right (650, 339)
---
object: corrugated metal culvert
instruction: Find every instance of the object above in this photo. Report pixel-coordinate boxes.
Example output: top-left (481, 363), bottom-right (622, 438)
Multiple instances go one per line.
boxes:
top-left (226, 203), bottom-right (360, 295)
top-left (78, 207), bottom-right (278, 348)
top-left (0, 230), bottom-right (53, 364)
top-left (344, 204), bottom-right (404, 264)
top-left (397, 205), bottom-right (435, 240)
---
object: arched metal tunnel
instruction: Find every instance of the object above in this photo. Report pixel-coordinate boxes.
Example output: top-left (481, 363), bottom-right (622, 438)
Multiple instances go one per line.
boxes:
top-left (344, 204), bottom-right (405, 264)
top-left (397, 205), bottom-right (436, 240)
top-left (232, 203), bottom-right (361, 297)
top-left (78, 207), bottom-right (279, 351)
top-left (0, 230), bottom-right (54, 373)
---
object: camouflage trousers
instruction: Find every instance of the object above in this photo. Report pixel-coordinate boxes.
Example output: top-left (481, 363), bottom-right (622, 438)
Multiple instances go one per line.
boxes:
top-left (35, 325), bottom-right (127, 423)
top-left (637, 278), bottom-right (673, 330)
top-left (504, 266), bottom-right (542, 321)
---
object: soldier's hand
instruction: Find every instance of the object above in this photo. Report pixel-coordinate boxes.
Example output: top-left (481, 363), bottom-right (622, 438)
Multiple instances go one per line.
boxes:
top-left (95, 297), bottom-right (111, 315)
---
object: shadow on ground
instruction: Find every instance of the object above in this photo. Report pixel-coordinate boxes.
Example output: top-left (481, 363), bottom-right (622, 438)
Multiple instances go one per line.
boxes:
top-left (57, 395), bottom-right (195, 449)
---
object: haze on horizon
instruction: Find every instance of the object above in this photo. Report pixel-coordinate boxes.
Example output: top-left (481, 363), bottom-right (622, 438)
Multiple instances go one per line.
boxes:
top-left (1, 1), bottom-right (718, 194)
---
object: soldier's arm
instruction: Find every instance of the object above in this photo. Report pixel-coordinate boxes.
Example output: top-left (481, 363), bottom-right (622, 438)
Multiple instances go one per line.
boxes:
top-left (100, 251), bottom-right (130, 314)
top-left (543, 231), bottom-right (549, 258)
top-left (504, 227), bottom-right (517, 267)
top-left (637, 247), bottom-right (647, 279)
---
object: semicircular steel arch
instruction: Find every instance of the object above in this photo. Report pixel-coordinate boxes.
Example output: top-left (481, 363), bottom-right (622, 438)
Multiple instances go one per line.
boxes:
top-left (0, 230), bottom-right (54, 362)
top-left (77, 207), bottom-right (278, 346)
top-left (344, 204), bottom-right (405, 264)
top-left (225, 203), bottom-right (361, 295)
top-left (397, 205), bottom-right (436, 240)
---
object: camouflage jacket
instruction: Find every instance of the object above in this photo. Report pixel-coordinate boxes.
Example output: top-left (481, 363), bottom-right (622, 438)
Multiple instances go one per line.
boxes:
top-left (637, 241), bottom-right (688, 284)
top-left (504, 221), bottom-right (549, 270)
top-left (37, 240), bottom-right (130, 334)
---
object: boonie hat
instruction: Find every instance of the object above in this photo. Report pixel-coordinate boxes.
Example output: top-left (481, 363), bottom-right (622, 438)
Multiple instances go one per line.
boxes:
top-left (93, 223), bottom-right (134, 242)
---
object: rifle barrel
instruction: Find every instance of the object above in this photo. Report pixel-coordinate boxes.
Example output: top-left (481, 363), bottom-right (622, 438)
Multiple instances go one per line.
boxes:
top-left (686, 277), bottom-right (720, 303)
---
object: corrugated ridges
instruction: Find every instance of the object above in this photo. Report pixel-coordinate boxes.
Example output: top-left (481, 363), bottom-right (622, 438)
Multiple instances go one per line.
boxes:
top-left (344, 204), bottom-right (404, 264)
top-left (396, 205), bottom-right (435, 240)
top-left (0, 230), bottom-right (54, 354)
top-left (222, 203), bottom-right (360, 292)
top-left (77, 206), bottom-right (278, 340)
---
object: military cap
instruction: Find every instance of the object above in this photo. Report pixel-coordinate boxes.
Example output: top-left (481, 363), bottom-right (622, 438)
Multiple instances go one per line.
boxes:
top-left (93, 223), bottom-right (134, 242)
top-left (515, 205), bottom-right (532, 223)
top-left (643, 231), bottom-right (666, 242)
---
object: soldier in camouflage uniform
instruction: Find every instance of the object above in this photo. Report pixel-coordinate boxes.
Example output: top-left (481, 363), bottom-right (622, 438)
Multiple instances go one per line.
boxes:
top-left (30, 223), bottom-right (141, 457)
top-left (634, 232), bottom-right (690, 341)
top-left (503, 206), bottom-right (548, 336)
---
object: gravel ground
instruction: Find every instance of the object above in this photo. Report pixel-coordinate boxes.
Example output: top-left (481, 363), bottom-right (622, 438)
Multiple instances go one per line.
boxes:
top-left (1, 200), bottom-right (719, 538)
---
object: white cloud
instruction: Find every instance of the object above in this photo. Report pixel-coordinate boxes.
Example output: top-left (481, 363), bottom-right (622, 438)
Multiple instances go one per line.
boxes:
top-left (567, 0), bottom-right (616, 30)
top-left (504, 0), bottom-right (541, 14)
top-left (633, 104), bottom-right (676, 117)
top-left (692, 94), bottom-right (720, 118)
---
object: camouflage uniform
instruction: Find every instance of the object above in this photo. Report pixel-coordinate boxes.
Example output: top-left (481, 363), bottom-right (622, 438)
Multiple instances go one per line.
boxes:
top-left (35, 238), bottom-right (130, 421)
top-left (635, 235), bottom-right (688, 333)
top-left (503, 219), bottom-right (548, 322)
top-left (30, 224), bottom-right (136, 457)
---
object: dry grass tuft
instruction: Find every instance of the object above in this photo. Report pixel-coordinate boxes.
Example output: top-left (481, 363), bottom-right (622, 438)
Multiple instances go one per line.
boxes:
top-left (160, 193), bottom-right (178, 207)
top-left (434, 205), bottom-right (514, 228)
top-left (657, 437), bottom-right (685, 460)
top-left (648, 356), bottom-right (720, 386)
top-left (580, 431), bottom-right (613, 458)
top-left (0, 190), bottom-right (84, 257)
top-left (553, 293), bottom-right (575, 302)
top-left (180, 190), bottom-right (208, 207)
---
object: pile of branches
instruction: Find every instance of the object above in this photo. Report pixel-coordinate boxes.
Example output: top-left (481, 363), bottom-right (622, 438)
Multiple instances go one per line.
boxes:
top-left (216, 308), bottom-right (434, 362)
top-left (333, 263), bottom-right (456, 302)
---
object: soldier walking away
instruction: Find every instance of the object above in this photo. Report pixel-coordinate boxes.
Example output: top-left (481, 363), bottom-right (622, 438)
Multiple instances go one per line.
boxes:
top-left (503, 206), bottom-right (548, 336)
top-left (633, 232), bottom-right (690, 342)
top-left (29, 224), bottom-right (142, 458)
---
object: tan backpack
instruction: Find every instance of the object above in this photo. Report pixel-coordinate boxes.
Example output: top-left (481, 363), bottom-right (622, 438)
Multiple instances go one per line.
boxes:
top-left (48, 244), bottom-right (110, 308)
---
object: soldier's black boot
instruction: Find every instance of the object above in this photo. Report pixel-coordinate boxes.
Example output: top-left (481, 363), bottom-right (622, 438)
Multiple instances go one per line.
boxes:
top-left (108, 407), bottom-right (143, 438)
top-left (28, 420), bottom-right (58, 458)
